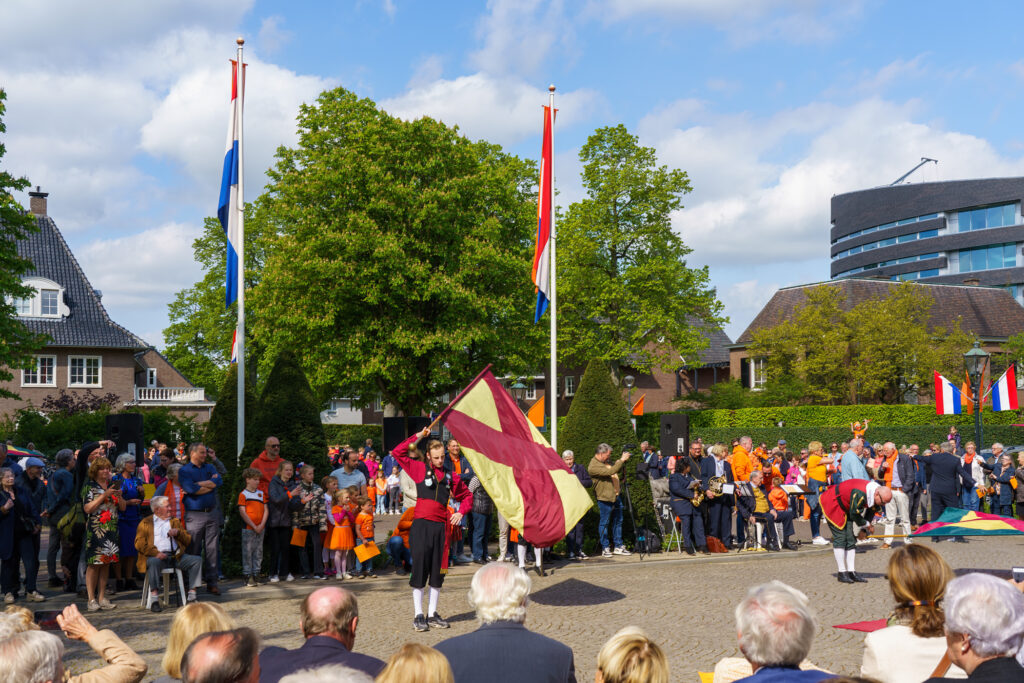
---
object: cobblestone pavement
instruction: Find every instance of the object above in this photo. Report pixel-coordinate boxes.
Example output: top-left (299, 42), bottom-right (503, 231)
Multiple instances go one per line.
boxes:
top-left (39, 522), bottom-right (1023, 682)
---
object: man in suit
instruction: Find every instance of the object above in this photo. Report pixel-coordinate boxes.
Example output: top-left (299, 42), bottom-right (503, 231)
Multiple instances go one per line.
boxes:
top-left (435, 563), bottom-right (575, 683)
top-left (701, 443), bottom-right (735, 546)
top-left (913, 442), bottom-right (974, 542)
top-left (258, 587), bottom-right (385, 682)
top-left (925, 573), bottom-right (1024, 682)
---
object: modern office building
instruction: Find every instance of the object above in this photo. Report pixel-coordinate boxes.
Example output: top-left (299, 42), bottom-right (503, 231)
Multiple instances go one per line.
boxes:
top-left (830, 177), bottom-right (1024, 303)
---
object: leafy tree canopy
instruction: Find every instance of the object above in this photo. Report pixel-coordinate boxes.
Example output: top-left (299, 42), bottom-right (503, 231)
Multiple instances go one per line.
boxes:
top-left (248, 87), bottom-right (544, 415)
top-left (557, 124), bottom-right (725, 375)
top-left (0, 89), bottom-right (48, 398)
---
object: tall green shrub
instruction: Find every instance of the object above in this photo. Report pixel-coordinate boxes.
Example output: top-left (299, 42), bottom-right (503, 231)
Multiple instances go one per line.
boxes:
top-left (560, 359), bottom-right (655, 547)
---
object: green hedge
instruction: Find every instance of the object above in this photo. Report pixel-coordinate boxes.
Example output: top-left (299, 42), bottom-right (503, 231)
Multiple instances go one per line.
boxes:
top-left (323, 424), bottom-right (382, 451)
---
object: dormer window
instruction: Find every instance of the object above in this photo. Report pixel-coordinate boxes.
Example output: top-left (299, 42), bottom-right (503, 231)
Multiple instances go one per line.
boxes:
top-left (10, 278), bottom-right (68, 319)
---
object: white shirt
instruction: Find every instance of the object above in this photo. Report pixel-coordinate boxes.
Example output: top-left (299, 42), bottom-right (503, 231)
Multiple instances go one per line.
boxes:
top-left (715, 458), bottom-right (726, 477)
top-left (153, 515), bottom-right (173, 553)
top-left (862, 624), bottom-right (966, 681)
top-left (891, 455), bottom-right (903, 489)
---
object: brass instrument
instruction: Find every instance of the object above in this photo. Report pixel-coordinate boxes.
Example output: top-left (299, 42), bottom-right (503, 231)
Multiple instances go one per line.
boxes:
top-left (690, 480), bottom-right (704, 507)
top-left (707, 475), bottom-right (726, 496)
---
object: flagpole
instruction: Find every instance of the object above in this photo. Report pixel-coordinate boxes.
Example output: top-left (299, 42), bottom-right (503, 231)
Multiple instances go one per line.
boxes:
top-left (548, 84), bottom-right (558, 453)
top-left (235, 37), bottom-right (246, 466)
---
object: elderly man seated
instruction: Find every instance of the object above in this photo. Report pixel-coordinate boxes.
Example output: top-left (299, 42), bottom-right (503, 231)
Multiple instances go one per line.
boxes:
top-left (435, 563), bottom-right (576, 683)
top-left (134, 494), bottom-right (202, 612)
top-left (733, 581), bottom-right (832, 682)
top-left (925, 573), bottom-right (1024, 682)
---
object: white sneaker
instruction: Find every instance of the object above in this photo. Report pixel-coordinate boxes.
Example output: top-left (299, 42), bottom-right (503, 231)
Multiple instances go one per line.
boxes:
top-left (811, 536), bottom-right (829, 545)
top-left (613, 546), bottom-right (632, 556)
top-left (601, 548), bottom-right (613, 557)
top-left (285, 574), bottom-right (295, 582)
top-left (3, 593), bottom-right (13, 604)
top-left (269, 575), bottom-right (280, 583)
top-left (26, 591), bottom-right (45, 602)
top-left (578, 551), bottom-right (589, 560)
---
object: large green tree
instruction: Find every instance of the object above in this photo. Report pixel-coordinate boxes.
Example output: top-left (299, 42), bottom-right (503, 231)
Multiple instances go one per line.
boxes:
top-left (248, 87), bottom-right (544, 415)
top-left (557, 124), bottom-right (725, 375)
top-left (0, 90), bottom-right (47, 398)
top-left (749, 283), bottom-right (972, 405)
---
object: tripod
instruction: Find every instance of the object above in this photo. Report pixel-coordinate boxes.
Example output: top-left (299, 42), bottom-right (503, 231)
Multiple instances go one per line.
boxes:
top-left (619, 469), bottom-right (646, 561)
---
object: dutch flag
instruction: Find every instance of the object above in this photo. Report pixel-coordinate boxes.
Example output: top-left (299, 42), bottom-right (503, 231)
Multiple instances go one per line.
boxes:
top-left (217, 59), bottom-right (244, 307)
top-left (531, 105), bottom-right (554, 323)
top-left (991, 365), bottom-right (1019, 412)
top-left (935, 371), bottom-right (962, 415)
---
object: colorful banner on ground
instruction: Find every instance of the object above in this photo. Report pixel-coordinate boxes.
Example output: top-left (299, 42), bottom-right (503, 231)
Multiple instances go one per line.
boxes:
top-left (531, 105), bottom-right (554, 323)
top-left (934, 372), bottom-right (962, 415)
top-left (991, 364), bottom-right (1019, 411)
top-left (914, 508), bottom-right (1024, 537)
top-left (438, 368), bottom-right (592, 546)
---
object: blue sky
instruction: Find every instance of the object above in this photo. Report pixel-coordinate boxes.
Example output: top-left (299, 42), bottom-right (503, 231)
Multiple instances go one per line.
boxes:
top-left (4, 0), bottom-right (1024, 353)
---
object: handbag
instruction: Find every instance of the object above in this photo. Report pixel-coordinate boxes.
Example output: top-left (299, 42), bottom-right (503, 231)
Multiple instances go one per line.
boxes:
top-left (57, 502), bottom-right (85, 540)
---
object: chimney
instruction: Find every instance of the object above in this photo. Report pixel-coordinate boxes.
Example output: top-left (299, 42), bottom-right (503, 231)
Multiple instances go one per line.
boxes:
top-left (28, 186), bottom-right (48, 216)
top-left (962, 278), bottom-right (981, 286)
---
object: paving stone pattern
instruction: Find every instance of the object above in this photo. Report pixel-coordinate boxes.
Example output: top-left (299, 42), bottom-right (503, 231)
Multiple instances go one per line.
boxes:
top-left (48, 523), bottom-right (1023, 682)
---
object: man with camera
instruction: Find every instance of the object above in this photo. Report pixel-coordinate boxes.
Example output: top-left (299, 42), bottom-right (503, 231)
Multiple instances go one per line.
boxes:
top-left (588, 443), bottom-right (632, 558)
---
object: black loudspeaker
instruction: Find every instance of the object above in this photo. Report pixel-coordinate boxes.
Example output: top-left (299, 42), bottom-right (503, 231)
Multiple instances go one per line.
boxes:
top-left (382, 416), bottom-right (434, 454)
top-left (106, 413), bottom-right (145, 465)
top-left (660, 413), bottom-right (689, 457)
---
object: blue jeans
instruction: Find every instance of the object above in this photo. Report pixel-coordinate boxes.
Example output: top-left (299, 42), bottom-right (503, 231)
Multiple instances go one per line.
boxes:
top-left (597, 498), bottom-right (623, 550)
top-left (387, 536), bottom-right (411, 570)
top-left (471, 512), bottom-right (491, 560)
top-left (962, 488), bottom-right (981, 511)
top-left (808, 479), bottom-right (825, 538)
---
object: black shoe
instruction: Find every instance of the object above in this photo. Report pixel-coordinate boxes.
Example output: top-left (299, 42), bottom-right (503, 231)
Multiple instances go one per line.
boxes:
top-left (837, 572), bottom-right (855, 584)
top-left (698, 546), bottom-right (710, 555)
top-left (850, 572), bottom-right (868, 583)
top-left (426, 613), bottom-right (450, 629)
top-left (534, 565), bottom-right (546, 578)
top-left (784, 541), bottom-right (799, 551)
top-left (413, 614), bottom-right (429, 632)
top-left (149, 597), bottom-right (163, 613)
top-left (472, 558), bottom-right (487, 565)
top-left (685, 547), bottom-right (696, 556)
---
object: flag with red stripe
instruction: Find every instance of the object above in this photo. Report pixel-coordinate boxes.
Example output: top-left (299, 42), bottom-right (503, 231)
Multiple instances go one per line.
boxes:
top-left (531, 105), bottom-right (554, 323)
top-left (438, 367), bottom-right (591, 546)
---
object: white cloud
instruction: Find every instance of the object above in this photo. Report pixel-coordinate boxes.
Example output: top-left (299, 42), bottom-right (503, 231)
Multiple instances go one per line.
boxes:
top-left (257, 15), bottom-right (293, 55)
top-left (470, 0), bottom-right (572, 76)
top-left (407, 55), bottom-right (445, 89)
top-left (637, 97), bottom-right (1024, 269)
top-left (381, 73), bottom-right (601, 147)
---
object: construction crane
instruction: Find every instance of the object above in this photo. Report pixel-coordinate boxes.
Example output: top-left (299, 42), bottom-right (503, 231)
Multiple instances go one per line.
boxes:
top-left (891, 157), bottom-right (938, 185)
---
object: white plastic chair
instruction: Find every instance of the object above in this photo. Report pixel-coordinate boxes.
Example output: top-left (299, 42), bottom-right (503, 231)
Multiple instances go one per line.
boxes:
top-left (140, 567), bottom-right (187, 608)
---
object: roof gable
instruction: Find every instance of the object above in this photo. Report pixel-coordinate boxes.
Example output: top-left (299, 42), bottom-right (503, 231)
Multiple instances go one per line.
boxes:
top-left (16, 215), bottom-right (145, 349)
top-left (736, 279), bottom-right (1024, 344)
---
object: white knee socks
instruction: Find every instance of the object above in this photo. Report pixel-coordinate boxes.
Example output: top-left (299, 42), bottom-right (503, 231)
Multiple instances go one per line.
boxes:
top-left (833, 548), bottom-right (847, 572)
top-left (534, 547), bottom-right (542, 566)
top-left (845, 549), bottom-right (856, 573)
top-left (413, 588), bottom-right (424, 616)
top-left (428, 587), bottom-right (440, 616)
top-left (517, 544), bottom-right (527, 568)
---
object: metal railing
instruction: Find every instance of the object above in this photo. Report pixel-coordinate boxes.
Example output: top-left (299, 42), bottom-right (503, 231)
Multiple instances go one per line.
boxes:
top-left (134, 387), bottom-right (206, 403)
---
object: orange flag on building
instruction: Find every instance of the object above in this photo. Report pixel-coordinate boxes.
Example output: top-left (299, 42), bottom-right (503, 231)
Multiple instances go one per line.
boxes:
top-left (631, 394), bottom-right (645, 416)
top-left (435, 366), bottom-right (592, 547)
top-left (526, 396), bottom-right (545, 428)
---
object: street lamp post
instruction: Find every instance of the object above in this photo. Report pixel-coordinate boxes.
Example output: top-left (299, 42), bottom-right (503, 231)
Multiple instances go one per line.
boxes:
top-left (964, 341), bottom-right (990, 449)
top-left (509, 380), bottom-right (528, 407)
top-left (623, 374), bottom-right (635, 432)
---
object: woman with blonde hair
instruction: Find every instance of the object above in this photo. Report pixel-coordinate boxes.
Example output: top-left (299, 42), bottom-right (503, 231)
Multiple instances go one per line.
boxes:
top-left (377, 642), bottom-right (454, 683)
top-left (595, 626), bottom-right (668, 683)
top-left (153, 602), bottom-right (236, 682)
top-left (860, 544), bottom-right (966, 681)
top-left (804, 441), bottom-right (833, 546)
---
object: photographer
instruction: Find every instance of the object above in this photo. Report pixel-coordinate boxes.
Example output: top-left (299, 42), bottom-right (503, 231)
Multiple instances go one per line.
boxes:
top-left (588, 444), bottom-right (632, 558)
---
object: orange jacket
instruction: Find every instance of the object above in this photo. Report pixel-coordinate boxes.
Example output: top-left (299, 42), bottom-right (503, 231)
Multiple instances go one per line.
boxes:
top-left (882, 453), bottom-right (898, 486)
top-left (731, 445), bottom-right (752, 483)
top-left (768, 487), bottom-right (789, 512)
top-left (391, 508), bottom-right (415, 549)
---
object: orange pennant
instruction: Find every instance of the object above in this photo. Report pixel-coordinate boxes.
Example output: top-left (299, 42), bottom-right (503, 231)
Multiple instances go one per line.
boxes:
top-left (631, 393), bottom-right (645, 416)
top-left (526, 396), bottom-right (545, 428)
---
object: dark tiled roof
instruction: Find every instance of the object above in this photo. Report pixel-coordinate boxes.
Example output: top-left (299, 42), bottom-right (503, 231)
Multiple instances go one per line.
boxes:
top-left (694, 323), bottom-right (732, 366)
top-left (16, 215), bottom-right (145, 349)
top-left (736, 279), bottom-right (1024, 344)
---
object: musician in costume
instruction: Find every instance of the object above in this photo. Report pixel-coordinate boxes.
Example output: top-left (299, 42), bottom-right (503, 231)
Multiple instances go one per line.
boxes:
top-left (393, 428), bottom-right (473, 632)
top-left (821, 479), bottom-right (891, 584)
top-left (700, 443), bottom-right (735, 546)
top-left (668, 458), bottom-right (708, 555)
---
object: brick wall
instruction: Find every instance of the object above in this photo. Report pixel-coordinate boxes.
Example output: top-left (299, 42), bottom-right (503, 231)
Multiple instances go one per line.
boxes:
top-left (0, 348), bottom-right (137, 417)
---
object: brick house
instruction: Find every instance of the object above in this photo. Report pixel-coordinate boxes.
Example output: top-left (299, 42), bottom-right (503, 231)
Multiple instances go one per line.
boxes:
top-left (0, 189), bottom-right (214, 422)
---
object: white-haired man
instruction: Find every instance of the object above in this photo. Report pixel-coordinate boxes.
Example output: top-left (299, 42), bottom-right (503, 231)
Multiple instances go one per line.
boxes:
top-left (134, 495), bottom-right (203, 612)
top-left (925, 573), bottom-right (1024, 681)
top-left (561, 450), bottom-right (591, 561)
top-left (435, 563), bottom-right (575, 682)
top-left (733, 581), bottom-right (830, 682)
top-left (879, 442), bottom-right (915, 548)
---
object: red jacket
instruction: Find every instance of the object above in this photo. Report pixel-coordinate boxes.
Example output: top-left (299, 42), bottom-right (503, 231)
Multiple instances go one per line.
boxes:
top-left (392, 434), bottom-right (472, 523)
top-left (249, 451), bottom-right (282, 498)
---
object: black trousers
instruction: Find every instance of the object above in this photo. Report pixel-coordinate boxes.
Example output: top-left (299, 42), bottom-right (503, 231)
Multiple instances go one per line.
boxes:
top-left (930, 491), bottom-right (962, 542)
top-left (268, 526), bottom-right (291, 577)
top-left (707, 497), bottom-right (733, 545)
top-left (409, 518), bottom-right (446, 590)
top-left (564, 520), bottom-right (584, 555)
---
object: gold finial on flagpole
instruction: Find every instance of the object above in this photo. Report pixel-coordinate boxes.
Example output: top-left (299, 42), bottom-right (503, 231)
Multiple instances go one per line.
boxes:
top-left (237, 36), bottom-right (245, 45)
top-left (549, 84), bottom-right (556, 92)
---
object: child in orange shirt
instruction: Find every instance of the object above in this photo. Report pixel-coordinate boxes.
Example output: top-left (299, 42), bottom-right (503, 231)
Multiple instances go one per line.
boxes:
top-left (320, 475), bottom-right (338, 576)
top-left (374, 473), bottom-right (388, 515)
top-left (354, 495), bottom-right (377, 578)
top-left (328, 489), bottom-right (355, 579)
top-left (238, 468), bottom-right (266, 587)
top-left (768, 477), bottom-right (789, 512)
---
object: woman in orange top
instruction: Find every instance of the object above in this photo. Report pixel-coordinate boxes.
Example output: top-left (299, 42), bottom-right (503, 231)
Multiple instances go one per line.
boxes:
top-left (805, 440), bottom-right (833, 545)
top-left (354, 496), bottom-right (377, 578)
top-left (328, 489), bottom-right (355, 579)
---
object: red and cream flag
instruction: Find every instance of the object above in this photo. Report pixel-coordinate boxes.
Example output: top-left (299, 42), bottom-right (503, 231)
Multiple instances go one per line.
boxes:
top-left (437, 366), bottom-right (592, 546)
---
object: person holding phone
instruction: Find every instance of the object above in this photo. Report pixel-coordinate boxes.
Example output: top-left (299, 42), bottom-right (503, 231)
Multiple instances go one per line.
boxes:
top-left (82, 457), bottom-right (126, 612)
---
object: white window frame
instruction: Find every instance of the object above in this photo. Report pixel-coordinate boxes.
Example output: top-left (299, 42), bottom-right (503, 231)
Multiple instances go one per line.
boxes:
top-left (12, 278), bottom-right (66, 319)
top-left (374, 395), bottom-right (384, 412)
top-left (39, 289), bottom-right (59, 316)
top-left (750, 358), bottom-right (767, 390)
top-left (145, 368), bottom-right (157, 388)
top-left (12, 297), bottom-right (31, 316)
top-left (21, 355), bottom-right (56, 387)
top-left (564, 375), bottom-right (576, 397)
top-left (525, 382), bottom-right (537, 400)
top-left (68, 355), bottom-right (102, 387)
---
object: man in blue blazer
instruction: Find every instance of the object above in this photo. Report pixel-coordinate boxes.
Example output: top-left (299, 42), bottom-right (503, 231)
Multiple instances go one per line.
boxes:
top-left (912, 442), bottom-right (974, 541)
top-left (258, 587), bottom-right (384, 682)
top-left (435, 563), bottom-right (576, 683)
top-left (700, 444), bottom-right (736, 546)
